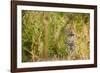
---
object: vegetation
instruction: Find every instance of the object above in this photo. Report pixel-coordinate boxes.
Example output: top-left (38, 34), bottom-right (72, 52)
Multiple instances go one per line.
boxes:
top-left (22, 10), bottom-right (90, 62)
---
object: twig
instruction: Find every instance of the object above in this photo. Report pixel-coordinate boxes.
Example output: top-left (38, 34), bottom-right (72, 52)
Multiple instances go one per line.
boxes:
top-left (23, 48), bottom-right (33, 55)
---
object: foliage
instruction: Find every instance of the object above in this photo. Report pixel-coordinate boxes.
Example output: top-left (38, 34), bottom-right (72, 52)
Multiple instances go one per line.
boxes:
top-left (22, 10), bottom-right (90, 62)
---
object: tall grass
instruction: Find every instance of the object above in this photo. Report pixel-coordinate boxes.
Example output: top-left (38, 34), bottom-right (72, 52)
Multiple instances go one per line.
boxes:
top-left (22, 10), bottom-right (90, 62)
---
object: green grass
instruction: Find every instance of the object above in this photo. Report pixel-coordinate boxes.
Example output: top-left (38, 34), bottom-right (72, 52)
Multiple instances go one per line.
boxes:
top-left (22, 10), bottom-right (90, 62)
